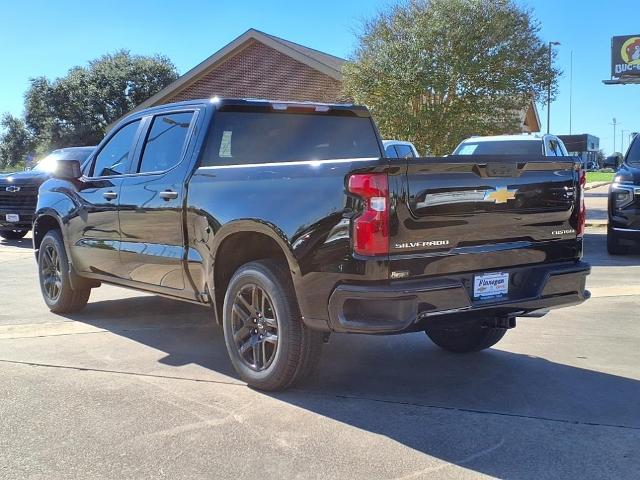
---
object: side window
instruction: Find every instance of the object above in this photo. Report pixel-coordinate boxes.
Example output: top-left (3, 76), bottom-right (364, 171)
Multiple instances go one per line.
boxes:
top-left (138, 112), bottom-right (194, 173)
top-left (92, 120), bottom-right (141, 177)
top-left (395, 145), bottom-right (415, 158)
top-left (546, 139), bottom-right (558, 157)
top-left (385, 145), bottom-right (399, 158)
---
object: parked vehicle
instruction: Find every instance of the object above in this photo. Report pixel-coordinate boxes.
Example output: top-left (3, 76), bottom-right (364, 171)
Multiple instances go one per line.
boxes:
top-left (383, 140), bottom-right (420, 158)
top-left (603, 154), bottom-right (623, 170)
top-left (453, 134), bottom-right (569, 156)
top-left (34, 98), bottom-right (590, 390)
top-left (0, 147), bottom-right (95, 240)
top-left (607, 136), bottom-right (640, 254)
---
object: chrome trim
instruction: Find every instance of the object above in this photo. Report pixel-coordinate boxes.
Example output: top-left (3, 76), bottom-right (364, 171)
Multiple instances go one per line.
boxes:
top-left (611, 227), bottom-right (640, 233)
top-left (198, 157), bottom-right (380, 169)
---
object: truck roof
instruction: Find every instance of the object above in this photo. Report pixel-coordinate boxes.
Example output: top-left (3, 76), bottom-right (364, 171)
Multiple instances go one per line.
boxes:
top-left (460, 134), bottom-right (543, 143)
top-left (135, 97), bottom-right (371, 117)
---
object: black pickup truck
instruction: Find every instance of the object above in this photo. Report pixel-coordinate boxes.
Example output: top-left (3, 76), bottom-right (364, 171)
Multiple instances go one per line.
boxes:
top-left (0, 147), bottom-right (94, 240)
top-left (34, 98), bottom-right (590, 390)
top-left (608, 133), bottom-right (640, 254)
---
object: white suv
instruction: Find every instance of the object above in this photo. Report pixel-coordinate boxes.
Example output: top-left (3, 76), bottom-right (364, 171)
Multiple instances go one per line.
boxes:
top-left (453, 134), bottom-right (569, 157)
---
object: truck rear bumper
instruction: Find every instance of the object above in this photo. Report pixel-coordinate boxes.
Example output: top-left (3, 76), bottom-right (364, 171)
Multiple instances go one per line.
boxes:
top-left (327, 261), bottom-right (590, 334)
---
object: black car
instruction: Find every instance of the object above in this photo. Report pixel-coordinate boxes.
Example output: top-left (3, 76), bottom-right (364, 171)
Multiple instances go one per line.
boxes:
top-left (0, 147), bottom-right (95, 240)
top-left (608, 137), bottom-right (640, 254)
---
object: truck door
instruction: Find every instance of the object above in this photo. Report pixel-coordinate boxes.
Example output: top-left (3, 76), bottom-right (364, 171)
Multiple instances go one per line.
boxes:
top-left (69, 119), bottom-right (143, 277)
top-left (116, 110), bottom-right (197, 291)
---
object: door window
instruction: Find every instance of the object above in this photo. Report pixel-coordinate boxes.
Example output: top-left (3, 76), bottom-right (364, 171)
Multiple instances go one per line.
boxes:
top-left (91, 120), bottom-right (141, 177)
top-left (395, 144), bottom-right (415, 158)
top-left (385, 145), bottom-right (399, 158)
top-left (546, 139), bottom-right (560, 156)
top-left (138, 112), bottom-right (194, 173)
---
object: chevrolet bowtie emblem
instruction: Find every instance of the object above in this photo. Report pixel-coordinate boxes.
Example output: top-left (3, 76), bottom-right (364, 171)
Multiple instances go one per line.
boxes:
top-left (5, 186), bottom-right (21, 193)
top-left (484, 186), bottom-right (517, 204)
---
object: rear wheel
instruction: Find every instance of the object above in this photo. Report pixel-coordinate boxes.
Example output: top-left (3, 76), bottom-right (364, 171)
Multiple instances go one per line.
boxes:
top-left (425, 319), bottom-right (507, 353)
top-left (0, 229), bottom-right (28, 240)
top-left (38, 230), bottom-right (91, 313)
top-left (222, 259), bottom-right (322, 391)
top-left (607, 228), bottom-right (628, 255)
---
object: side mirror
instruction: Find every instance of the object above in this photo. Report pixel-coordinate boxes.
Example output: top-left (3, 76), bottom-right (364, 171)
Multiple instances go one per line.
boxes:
top-left (52, 160), bottom-right (82, 180)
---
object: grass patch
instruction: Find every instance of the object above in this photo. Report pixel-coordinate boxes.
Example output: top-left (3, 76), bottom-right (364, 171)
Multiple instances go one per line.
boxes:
top-left (586, 171), bottom-right (615, 183)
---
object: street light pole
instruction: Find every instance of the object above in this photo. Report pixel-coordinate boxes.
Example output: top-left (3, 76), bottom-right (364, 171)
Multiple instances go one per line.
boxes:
top-left (547, 41), bottom-right (561, 134)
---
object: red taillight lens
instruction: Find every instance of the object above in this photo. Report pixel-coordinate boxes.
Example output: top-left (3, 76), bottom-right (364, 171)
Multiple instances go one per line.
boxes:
top-left (348, 173), bottom-right (389, 256)
top-left (577, 168), bottom-right (586, 237)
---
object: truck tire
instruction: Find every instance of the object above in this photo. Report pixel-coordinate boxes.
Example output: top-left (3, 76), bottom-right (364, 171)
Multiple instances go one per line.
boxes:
top-left (38, 230), bottom-right (91, 313)
top-left (0, 229), bottom-right (28, 240)
top-left (607, 228), bottom-right (628, 255)
top-left (222, 259), bottom-right (322, 391)
top-left (425, 321), bottom-right (506, 353)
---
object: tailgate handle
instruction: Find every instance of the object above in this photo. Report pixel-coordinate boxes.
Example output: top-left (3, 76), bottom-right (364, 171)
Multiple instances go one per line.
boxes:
top-left (485, 163), bottom-right (519, 177)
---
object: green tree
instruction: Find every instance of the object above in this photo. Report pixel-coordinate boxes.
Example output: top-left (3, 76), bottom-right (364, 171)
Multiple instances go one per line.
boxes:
top-left (0, 114), bottom-right (35, 168)
top-left (24, 50), bottom-right (178, 150)
top-left (342, 0), bottom-right (559, 155)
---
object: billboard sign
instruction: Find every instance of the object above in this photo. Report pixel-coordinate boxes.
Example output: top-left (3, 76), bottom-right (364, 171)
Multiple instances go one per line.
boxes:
top-left (612, 35), bottom-right (640, 77)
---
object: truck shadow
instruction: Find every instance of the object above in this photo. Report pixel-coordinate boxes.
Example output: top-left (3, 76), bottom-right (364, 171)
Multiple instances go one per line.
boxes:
top-left (66, 294), bottom-right (640, 479)
top-left (0, 237), bottom-right (33, 250)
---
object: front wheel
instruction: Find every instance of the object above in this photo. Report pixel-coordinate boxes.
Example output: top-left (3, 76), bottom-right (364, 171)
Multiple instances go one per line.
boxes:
top-left (222, 259), bottom-right (322, 391)
top-left (0, 229), bottom-right (28, 240)
top-left (425, 319), bottom-right (506, 353)
top-left (38, 230), bottom-right (91, 313)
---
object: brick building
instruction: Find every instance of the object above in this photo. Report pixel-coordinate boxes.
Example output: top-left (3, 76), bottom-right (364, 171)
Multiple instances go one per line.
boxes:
top-left (129, 28), bottom-right (541, 132)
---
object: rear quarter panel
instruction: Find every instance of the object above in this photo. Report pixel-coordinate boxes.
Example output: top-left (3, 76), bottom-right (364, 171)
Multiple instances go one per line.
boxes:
top-left (186, 159), bottom-right (390, 325)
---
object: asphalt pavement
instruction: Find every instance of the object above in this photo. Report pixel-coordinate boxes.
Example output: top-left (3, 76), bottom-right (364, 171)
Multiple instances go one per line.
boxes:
top-left (0, 229), bottom-right (639, 480)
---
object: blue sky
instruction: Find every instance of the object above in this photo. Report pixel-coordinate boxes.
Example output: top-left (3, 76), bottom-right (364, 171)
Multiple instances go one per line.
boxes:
top-left (0, 0), bottom-right (638, 154)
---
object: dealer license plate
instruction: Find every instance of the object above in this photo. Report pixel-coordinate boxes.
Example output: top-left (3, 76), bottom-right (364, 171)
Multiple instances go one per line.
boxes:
top-left (474, 272), bottom-right (509, 299)
top-left (5, 214), bottom-right (19, 222)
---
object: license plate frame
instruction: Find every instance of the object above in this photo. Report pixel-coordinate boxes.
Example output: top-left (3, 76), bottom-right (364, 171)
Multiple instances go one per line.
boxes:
top-left (5, 214), bottom-right (19, 223)
top-left (473, 271), bottom-right (509, 300)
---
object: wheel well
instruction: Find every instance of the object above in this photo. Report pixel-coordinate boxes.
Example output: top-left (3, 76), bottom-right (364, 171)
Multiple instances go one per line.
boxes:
top-left (213, 232), bottom-right (290, 323)
top-left (33, 215), bottom-right (61, 251)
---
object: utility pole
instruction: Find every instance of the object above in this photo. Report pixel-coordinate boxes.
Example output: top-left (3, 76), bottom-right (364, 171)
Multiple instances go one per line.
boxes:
top-left (611, 118), bottom-right (618, 153)
top-left (547, 41), bottom-right (561, 134)
top-left (569, 51), bottom-right (573, 135)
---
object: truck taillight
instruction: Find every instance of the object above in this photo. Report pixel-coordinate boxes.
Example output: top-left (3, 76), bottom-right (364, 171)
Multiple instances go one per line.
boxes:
top-left (348, 173), bottom-right (389, 256)
top-left (577, 168), bottom-right (586, 237)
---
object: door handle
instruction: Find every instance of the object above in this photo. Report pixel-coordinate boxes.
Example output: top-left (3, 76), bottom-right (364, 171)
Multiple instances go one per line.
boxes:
top-left (159, 190), bottom-right (179, 201)
top-left (103, 191), bottom-right (118, 201)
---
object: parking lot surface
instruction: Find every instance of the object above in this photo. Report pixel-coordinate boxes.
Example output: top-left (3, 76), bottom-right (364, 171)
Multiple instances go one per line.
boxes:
top-left (1, 229), bottom-right (639, 479)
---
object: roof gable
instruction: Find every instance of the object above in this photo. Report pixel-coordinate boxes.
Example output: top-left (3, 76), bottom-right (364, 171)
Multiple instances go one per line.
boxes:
top-left (133, 29), bottom-right (346, 112)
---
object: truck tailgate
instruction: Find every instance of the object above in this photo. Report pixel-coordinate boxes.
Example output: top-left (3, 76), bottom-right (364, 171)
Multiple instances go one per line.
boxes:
top-left (389, 156), bottom-right (582, 279)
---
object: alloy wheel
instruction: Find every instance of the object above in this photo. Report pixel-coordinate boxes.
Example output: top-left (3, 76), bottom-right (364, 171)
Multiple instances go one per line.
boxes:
top-left (231, 283), bottom-right (279, 371)
top-left (41, 244), bottom-right (62, 301)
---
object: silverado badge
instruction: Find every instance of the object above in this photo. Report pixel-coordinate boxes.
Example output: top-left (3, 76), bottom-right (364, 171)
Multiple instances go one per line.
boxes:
top-left (484, 186), bottom-right (517, 204)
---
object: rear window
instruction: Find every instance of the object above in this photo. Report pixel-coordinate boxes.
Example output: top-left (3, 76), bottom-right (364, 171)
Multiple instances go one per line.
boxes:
top-left (455, 140), bottom-right (543, 156)
top-left (202, 112), bottom-right (381, 166)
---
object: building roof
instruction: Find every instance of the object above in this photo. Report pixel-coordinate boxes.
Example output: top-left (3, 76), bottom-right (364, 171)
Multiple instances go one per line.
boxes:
top-left (131, 29), bottom-right (346, 113)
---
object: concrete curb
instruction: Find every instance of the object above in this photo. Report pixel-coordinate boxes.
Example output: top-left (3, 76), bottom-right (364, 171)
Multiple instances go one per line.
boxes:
top-left (586, 220), bottom-right (607, 228)
top-left (584, 181), bottom-right (611, 191)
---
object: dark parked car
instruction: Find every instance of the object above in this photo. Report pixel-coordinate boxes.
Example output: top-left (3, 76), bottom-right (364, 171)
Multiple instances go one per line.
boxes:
top-left (607, 137), bottom-right (640, 254)
top-left (0, 147), bottom-right (95, 240)
top-left (603, 154), bottom-right (623, 169)
top-left (34, 98), bottom-right (589, 390)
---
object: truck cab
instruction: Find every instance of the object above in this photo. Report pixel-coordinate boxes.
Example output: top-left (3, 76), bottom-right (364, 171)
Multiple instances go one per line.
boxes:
top-left (453, 134), bottom-right (569, 157)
